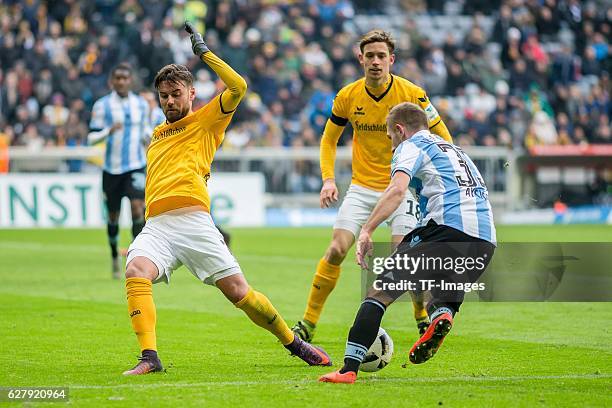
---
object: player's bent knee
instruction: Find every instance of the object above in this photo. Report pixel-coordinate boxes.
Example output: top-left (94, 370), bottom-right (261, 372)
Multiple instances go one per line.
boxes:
top-left (365, 288), bottom-right (394, 307)
top-left (325, 241), bottom-right (349, 263)
top-left (125, 257), bottom-right (158, 281)
top-left (108, 212), bottom-right (120, 223)
top-left (216, 274), bottom-right (249, 303)
top-left (130, 200), bottom-right (145, 216)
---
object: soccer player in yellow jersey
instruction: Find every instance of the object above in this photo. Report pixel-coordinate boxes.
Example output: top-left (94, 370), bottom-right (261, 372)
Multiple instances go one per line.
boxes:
top-left (122, 22), bottom-right (331, 375)
top-left (292, 30), bottom-right (453, 342)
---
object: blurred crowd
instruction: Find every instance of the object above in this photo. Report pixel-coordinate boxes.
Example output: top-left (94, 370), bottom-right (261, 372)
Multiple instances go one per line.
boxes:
top-left (0, 0), bottom-right (609, 161)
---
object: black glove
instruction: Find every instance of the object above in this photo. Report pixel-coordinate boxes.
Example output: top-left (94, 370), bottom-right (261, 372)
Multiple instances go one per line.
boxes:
top-left (184, 21), bottom-right (210, 57)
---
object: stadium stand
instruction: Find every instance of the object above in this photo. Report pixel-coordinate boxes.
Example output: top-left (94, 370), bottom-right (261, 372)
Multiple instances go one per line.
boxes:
top-left (0, 0), bottom-right (609, 200)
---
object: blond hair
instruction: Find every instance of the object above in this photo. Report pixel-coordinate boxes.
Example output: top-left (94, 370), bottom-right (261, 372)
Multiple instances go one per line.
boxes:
top-left (388, 102), bottom-right (428, 133)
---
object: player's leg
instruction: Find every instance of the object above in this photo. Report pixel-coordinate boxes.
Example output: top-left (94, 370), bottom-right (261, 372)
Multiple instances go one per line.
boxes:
top-left (122, 216), bottom-right (177, 375)
top-left (410, 236), bottom-right (496, 364)
top-left (294, 228), bottom-right (354, 341)
top-left (123, 256), bottom-right (163, 375)
top-left (320, 288), bottom-right (397, 383)
top-left (127, 168), bottom-right (146, 239)
top-left (130, 199), bottom-right (145, 237)
top-left (390, 187), bottom-right (429, 335)
top-left (216, 273), bottom-right (331, 366)
top-left (102, 171), bottom-right (122, 279)
top-left (294, 185), bottom-right (374, 341)
top-left (178, 212), bottom-right (331, 366)
top-left (392, 233), bottom-right (429, 334)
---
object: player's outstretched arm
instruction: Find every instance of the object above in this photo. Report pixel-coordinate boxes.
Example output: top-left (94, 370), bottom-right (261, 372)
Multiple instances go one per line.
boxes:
top-left (185, 21), bottom-right (247, 112)
top-left (87, 116), bottom-right (123, 145)
top-left (319, 119), bottom-right (344, 207)
top-left (362, 171), bottom-right (410, 235)
top-left (356, 171), bottom-right (410, 268)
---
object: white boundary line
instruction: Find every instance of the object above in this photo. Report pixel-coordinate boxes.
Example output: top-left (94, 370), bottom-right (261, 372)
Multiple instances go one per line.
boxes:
top-left (66, 373), bottom-right (612, 389)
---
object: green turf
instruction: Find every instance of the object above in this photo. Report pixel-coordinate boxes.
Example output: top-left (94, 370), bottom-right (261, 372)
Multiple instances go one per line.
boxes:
top-left (0, 225), bottom-right (611, 407)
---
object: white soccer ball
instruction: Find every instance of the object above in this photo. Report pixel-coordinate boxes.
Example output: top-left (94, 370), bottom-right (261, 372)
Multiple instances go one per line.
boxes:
top-left (360, 327), bottom-right (394, 372)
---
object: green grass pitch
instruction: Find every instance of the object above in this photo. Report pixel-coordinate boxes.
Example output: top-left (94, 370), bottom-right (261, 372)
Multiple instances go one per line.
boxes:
top-left (1, 225), bottom-right (610, 406)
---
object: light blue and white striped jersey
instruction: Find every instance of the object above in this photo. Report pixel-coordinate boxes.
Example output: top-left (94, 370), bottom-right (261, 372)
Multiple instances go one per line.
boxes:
top-left (151, 106), bottom-right (166, 128)
top-left (89, 91), bottom-right (152, 174)
top-left (391, 130), bottom-right (497, 245)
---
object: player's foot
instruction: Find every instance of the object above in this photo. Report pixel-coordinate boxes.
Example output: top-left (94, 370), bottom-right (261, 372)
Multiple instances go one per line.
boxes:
top-left (285, 335), bottom-right (332, 366)
top-left (409, 311), bottom-right (453, 364)
top-left (291, 319), bottom-right (316, 342)
top-left (319, 370), bottom-right (357, 384)
top-left (122, 350), bottom-right (163, 375)
top-left (416, 316), bottom-right (430, 336)
top-left (111, 256), bottom-right (121, 280)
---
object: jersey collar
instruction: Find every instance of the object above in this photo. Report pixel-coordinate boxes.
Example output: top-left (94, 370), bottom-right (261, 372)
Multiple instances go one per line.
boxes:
top-left (410, 129), bottom-right (430, 140)
top-left (364, 74), bottom-right (394, 102)
top-left (111, 90), bottom-right (133, 101)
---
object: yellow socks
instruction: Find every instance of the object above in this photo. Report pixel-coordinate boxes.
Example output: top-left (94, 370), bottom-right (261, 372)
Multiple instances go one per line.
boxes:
top-left (126, 277), bottom-right (157, 351)
top-left (303, 258), bottom-right (341, 325)
top-left (235, 288), bottom-right (294, 345)
top-left (410, 291), bottom-right (429, 321)
top-left (413, 300), bottom-right (428, 321)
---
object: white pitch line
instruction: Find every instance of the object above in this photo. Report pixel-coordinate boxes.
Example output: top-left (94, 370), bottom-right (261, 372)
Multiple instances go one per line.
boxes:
top-left (66, 373), bottom-right (612, 390)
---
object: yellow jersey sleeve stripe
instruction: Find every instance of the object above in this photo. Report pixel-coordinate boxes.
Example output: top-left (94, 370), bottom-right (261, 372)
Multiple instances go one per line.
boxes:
top-left (429, 119), bottom-right (442, 129)
top-left (219, 93), bottom-right (235, 114)
top-left (330, 112), bottom-right (348, 127)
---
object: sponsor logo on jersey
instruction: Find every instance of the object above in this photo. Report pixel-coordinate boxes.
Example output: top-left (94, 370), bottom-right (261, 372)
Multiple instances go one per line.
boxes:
top-left (151, 126), bottom-right (186, 142)
top-left (354, 120), bottom-right (387, 133)
top-left (354, 106), bottom-right (365, 115)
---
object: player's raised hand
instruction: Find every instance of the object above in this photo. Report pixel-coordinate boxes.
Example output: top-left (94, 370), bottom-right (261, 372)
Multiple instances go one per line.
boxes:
top-left (356, 230), bottom-right (373, 270)
top-left (184, 21), bottom-right (210, 57)
top-left (320, 179), bottom-right (338, 208)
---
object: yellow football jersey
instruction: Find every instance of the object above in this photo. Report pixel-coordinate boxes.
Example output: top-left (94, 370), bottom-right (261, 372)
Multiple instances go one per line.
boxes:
top-left (145, 95), bottom-right (233, 219)
top-left (323, 75), bottom-right (452, 191)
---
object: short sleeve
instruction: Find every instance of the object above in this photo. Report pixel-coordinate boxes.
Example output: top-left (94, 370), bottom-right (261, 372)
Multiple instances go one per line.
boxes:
top-left (391, 141), bottom-right (424, 178)
top-left (415, 90), bottom-right (442, 128)
top-left (89, 99), bottom-right (107, 131)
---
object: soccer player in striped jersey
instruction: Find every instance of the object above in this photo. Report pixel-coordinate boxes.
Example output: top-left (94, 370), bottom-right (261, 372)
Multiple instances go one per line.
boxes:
top-left (121, 22), bottom-right (331, 375)
top-left (320, 102), bottom-right (496, 383)
top-left (88, 63), bottom-right (152, 279)
top-left (293, 30), bottom-right (453, 342)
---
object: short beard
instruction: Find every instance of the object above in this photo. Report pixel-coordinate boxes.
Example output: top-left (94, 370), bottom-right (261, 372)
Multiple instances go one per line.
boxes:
top-left (166, 106), bottom-right (190, 123)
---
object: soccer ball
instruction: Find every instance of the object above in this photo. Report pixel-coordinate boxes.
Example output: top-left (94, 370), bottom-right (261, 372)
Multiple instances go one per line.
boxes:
top-left (360, 327), bottom-right (394, 372)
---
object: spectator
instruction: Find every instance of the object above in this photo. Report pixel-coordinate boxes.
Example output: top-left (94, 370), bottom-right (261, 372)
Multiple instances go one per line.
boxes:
top-left (22, 123), bottom-right (45, 149)
top-left (525, 111), bottom-right (559, 148)
top-left (0, 0), bottom-right (607, 154)
top-left (42, 93), bottom-right (69, 127)
top-left (34, 68), bottom-right (54, 106)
